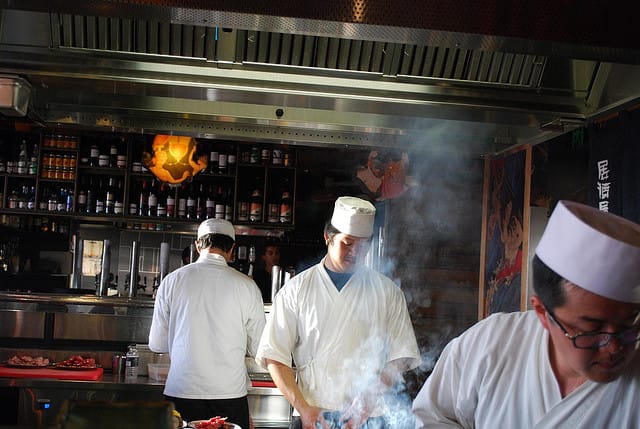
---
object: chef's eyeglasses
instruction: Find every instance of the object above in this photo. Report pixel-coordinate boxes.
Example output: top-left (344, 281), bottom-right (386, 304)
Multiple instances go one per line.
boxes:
top-left (545, 307), bottom-right (640, 350)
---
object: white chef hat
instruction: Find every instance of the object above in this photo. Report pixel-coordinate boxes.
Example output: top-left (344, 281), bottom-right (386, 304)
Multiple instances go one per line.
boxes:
top-left (330, 196), bottom-right (376, 238)
top-left (536, 200), bottom-right (640, 303)
top-left (197, 218), bottom-right (235, 241)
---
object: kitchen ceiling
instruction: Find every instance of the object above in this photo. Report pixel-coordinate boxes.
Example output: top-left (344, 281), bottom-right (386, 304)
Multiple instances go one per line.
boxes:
top-left (0, 1), bottom-right (639, 155)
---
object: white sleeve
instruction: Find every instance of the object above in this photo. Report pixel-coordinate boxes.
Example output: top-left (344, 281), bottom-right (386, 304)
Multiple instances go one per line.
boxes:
top-left (148, 279), bottom-right (170, 353)
top-left (412, 338), bottom-right (473, 429)
top-left (245, 279), bottom-right (267, 358)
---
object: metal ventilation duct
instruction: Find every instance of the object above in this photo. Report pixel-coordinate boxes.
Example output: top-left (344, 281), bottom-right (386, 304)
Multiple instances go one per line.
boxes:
top-left (0, 2), bottom-right (639, 154)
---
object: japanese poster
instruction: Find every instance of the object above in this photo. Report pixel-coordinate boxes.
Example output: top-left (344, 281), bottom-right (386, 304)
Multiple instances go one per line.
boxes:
top-left (479, 147), bottom-right (530, 319)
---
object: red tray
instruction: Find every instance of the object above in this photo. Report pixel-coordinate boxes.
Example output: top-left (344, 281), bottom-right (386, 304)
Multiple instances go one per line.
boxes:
top-left (0, 364), bottom-right (104, 381)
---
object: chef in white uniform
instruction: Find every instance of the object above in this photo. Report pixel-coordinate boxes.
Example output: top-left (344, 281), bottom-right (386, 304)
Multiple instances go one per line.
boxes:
top-left (412, 200), bottom-right (640, 428)
top-left (256, 196), bottom-right (421, 429)
top-left (149, 218), bottom-right (265, 429)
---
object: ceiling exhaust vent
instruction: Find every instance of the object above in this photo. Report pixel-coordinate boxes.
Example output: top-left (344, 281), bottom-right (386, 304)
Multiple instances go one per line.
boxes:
top-left (0, 75), bottom-right (31, 117)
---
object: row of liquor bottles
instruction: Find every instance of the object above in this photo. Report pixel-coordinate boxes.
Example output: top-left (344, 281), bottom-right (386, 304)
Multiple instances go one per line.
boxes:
top-left (74, 177), bottom-right (293, 224)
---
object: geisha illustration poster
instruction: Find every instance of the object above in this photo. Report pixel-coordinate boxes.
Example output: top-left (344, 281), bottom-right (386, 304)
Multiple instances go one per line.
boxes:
top-left (479, 147), bottom-right (531, 319)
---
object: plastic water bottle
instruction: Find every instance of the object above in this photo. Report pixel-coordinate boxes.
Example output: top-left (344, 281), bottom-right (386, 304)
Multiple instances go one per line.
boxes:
top-left (125, 344), bottom-right (139, 380)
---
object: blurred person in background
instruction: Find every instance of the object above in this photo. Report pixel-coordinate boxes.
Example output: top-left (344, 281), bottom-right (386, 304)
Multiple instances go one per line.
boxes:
top-left (149, 219), bottom-right (265, 429)
top-left (257, 196), bottom-right (421, 429)
top-left (413, 200), bottom-right (640, 428)
top-left (252, 240), bottom-right (281, 303)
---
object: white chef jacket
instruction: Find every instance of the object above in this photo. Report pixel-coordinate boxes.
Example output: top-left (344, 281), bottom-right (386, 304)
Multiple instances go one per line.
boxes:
top-left (256, 257), bottom-right (421, 415)
top-left (412, 311), bottom-right (640, 428)
top-left (149, 252), bottom-right (266, 399)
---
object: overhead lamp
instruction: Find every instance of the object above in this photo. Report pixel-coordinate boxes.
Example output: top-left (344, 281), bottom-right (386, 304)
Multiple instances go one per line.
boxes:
top-left (142, 134), bottom-right (207, 184)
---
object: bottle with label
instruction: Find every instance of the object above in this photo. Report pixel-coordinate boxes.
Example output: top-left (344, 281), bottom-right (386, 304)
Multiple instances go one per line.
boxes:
top-left (89, 144), bottom-right (100, 167)
top-left (105, 177), bottom-right (116, 214)
top-left (214, 185), bottom-right (225, 220)
top-left (195, 183), bottom-right (206, 220)
top-left (94, 179), bottom-right (105, 214)
top-left (237, 184), bottom-right (249, 222)
top-left (249, 183), bottom-right (263, 223)
top-left (157, 182), bottom-right (168, 218)
top-left (138, 180), bottom-right (149, 217)
top-left (125, 344), bottom-right (139, 380)
top-left (148, 179), bottom-right (158, 217)
top-left (208, 147), bottom-right (219, 174)
top-left (224, 188), bottom-right (233, 221)
top-left (109, 143), bottom-right (118, 168)
top-left (186, 183), bottom-right (197, 219)
top-left (227, 149), bottom-right (237, 174)
top-left (218, 150), bottom-right (228, 175)
top-left (17, 140), bottom-right (28, 174)
top-left (205, 183), bottom-right (215, 219)
top-left (279, 191), bottom-right (293, 223)
top-left (114, 179), bottom-right (124, 215)
top-left (85, 177), bottom-right (96, 214)
top-left (29, 143), bottom-right (38, 175)
top-left (177, 183), bottom-right (187, 219)
top-left (166, 185), bottom-right (176, 218)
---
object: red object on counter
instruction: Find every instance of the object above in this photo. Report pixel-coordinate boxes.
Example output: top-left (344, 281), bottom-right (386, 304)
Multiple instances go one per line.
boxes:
top-left (251, 380), bottom-right (276, 388)
top-left (0, 365), bottom-right (104, 381)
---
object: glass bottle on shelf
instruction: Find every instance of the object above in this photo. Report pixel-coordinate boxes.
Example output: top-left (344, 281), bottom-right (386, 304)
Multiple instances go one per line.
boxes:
top-left (17, 186), bottom-right (27, 209)
top-left (105, 177), bottom-right (116, 215)
top-left (85, 177), bottom-right (96, 214)
top-left (196, 183), bottom-right (206, 220)
top-left (17, 140), bottom-right (28, 174)
top-left (227, 149), bottom-right (237, 173)
top-left (280, 191), bottom-right (293, 223)
top-left (225, 188), bottom-right (233, 221)
top-left (205, 183), bottom-right (215, 219)
top-left (38, 188), bottom-right (49, 211)
top-left (208, 147), bottom-right (219, 174)
top-left (76, 187), bottom-right (87, 213)
top-left (138, 180), bottom-right (149, 217)
top-left (237, 184), bottom-right (249, 222)
top-left (157, 182), bottom-right (168, 218)
top-left (186, 183), bottom-right (197, 220)
top-left (267, 192), bottom-right (279, 223)
top-left (29, 143), bottom-right (38, 175)
top-left (177, 183), bottom-right (187, 219)
top-left (89, 144), bottom-right (100, 167)
top-left (166, 185), bottom-right (176, 218)
top-left (109, 142), bottom-right (118, 168)
top-left (94, 179), bottom-right (105, 214)
top-left (218, 150), bottom-right (228, 175)
top-left (27, 186), bottom-right (36, 210)
top-left (249, 181), bottom-right (263, 223)
top-left (148, 179), bottom-right (158, 217)
top-left (47, 190), bottom-right (58, 212)
top-left (214, 185), bottom-right (225, 220)
top-left (114, 179), bottom-right (124, 215)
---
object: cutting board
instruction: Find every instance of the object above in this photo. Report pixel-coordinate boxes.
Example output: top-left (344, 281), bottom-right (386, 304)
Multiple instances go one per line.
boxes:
top-left (0, 364), bottom-right (104, 381)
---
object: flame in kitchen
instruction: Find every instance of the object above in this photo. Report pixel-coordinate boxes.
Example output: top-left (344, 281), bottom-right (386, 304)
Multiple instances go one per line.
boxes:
top-left (142, 134), bottom-right (207, 184)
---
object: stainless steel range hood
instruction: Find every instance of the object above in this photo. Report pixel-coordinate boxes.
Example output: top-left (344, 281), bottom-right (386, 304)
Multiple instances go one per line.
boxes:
top-left (1, 1), bottom-right (639, 154)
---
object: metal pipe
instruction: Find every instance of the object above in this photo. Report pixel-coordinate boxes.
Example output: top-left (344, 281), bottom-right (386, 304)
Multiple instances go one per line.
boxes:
top-left (97, 239), bottom-right (110, 297)
top-left (271, 265), bottom-right (283, 302)
top-left (69, 235), bottom-right (83, 289)
top-left (129, 241), bottom-right (139, 298)
top-left (159, 242), bottom-right (170, 282)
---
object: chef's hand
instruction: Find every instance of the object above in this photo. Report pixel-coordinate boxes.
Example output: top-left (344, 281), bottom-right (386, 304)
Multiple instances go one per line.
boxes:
top-left (298, 405), bottom-right (327, 429)
top-left (339, 396), bottom-right (373, 429)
